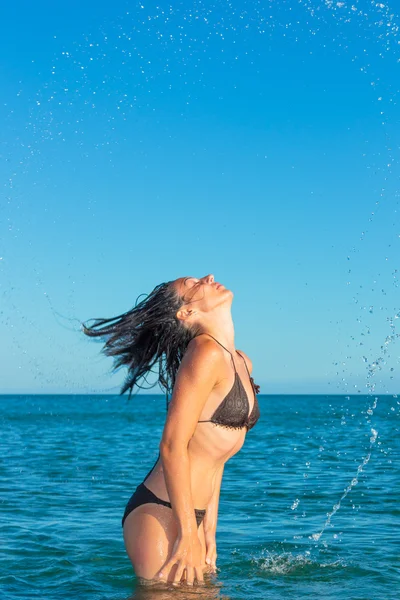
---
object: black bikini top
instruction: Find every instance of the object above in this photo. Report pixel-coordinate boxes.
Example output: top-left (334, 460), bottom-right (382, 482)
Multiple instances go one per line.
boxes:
top-left (196, 333), bottom-right (260, 431)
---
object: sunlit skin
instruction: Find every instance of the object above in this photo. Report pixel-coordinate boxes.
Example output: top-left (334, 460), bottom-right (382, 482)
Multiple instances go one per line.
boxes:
top-left (122, 274), bottom-right (256, 586)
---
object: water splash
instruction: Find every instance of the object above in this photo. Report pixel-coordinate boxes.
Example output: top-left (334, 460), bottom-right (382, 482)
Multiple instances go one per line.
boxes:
top-left (311, 311), bottom-right (400, 543)
top-left (310, 425), bottom-right (378, 542)
top-left (253, 549), bottom-right (348, 575)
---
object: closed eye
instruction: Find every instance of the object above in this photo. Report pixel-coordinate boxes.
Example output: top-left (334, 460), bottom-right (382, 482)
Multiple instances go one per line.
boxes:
top-left (182, 277), bottom-right (204, 303)
top-left (184, 277), bottom-right (199, 288)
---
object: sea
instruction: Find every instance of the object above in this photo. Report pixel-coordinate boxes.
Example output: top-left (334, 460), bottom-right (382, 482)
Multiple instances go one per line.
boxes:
top-left (1, 393), bottom-right (399, 600)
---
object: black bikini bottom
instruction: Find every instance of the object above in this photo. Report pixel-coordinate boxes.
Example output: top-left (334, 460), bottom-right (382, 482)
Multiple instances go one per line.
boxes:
top-left (122, 482), bottom-right (206, 528)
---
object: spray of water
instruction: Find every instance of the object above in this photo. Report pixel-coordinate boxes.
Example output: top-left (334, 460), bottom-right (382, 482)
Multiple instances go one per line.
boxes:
top-left (311, 311), bottom-right (400, 543)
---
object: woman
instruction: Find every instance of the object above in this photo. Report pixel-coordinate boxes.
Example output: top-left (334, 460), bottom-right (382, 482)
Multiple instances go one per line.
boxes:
top-left (82, 274), bottom-right (260, 586)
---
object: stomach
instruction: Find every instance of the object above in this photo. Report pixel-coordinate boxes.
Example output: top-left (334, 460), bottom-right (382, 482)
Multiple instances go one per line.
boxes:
top-left (190, 425), bottom-right (246, 505)
top-left (144, 423), bottom-right (247, 508)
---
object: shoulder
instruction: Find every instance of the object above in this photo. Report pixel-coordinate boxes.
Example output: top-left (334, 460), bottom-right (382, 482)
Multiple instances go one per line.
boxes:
top-left (181, 335), bottom-right (224, 372)
top-left (236, 349), bottom-right (253, 373)
top-left (186, 334), bottom-right (224, 358)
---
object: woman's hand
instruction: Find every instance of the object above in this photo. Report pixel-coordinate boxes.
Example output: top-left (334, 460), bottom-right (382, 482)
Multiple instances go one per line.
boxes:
top-left (156, 533), bottom-right (205, 586)
top-left (204, 530), bottom-right (217, 573)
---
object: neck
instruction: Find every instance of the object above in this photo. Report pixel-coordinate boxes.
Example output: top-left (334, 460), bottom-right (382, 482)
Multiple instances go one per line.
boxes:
top-left (197, 307), bottom-right (235, 352)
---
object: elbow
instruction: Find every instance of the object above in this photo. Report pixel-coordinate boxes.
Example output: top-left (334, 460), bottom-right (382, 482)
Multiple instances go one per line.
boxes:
top-left (159, 438), bottom-right (189, 459)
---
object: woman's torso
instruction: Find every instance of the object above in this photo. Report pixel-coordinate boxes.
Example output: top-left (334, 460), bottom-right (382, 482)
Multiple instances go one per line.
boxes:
top-left (143, 337), bottom-right (260, 508)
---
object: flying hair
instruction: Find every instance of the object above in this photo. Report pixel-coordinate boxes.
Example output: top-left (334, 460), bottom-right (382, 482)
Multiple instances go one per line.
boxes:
top-left (81, 280), bottom-right (199, 404)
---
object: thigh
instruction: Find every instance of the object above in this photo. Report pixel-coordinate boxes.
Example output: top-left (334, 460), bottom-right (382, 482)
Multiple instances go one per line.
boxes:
top-left (123, 504), bottom-right (209, 582)
top-left (123, 503), bottom-right (178, 581)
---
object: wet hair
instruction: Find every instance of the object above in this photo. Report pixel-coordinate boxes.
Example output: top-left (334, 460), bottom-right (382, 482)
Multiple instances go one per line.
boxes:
top-left (81, 280), bottom-right (199, 403)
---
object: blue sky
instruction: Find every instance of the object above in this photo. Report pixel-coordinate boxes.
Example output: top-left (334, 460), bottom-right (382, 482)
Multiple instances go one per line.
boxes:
top-left (1, 0), bottom-right (399, 395)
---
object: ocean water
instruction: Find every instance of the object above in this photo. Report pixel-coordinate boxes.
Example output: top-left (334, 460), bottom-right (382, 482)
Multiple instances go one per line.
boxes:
top-left (1, 393), bottom-right (399, 600)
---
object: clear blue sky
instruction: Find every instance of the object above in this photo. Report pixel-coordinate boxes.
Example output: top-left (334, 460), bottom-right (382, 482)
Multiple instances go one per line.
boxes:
top-left (1, 1), bottom-right (399, 395)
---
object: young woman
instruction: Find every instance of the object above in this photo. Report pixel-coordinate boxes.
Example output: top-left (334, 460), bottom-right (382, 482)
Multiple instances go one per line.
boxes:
top-left (82, 274), bottom-right (260, 586)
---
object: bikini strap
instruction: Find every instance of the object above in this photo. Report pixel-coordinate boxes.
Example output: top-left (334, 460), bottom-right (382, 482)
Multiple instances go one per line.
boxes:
top-left (236, 351), bottom-right (257, 399)
top-left (194, 332), bottom-right (237, 373)
top-left (236, 350), bottom-right (251, 377)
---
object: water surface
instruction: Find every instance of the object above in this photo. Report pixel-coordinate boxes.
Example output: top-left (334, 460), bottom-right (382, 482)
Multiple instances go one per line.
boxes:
top-left (1, 394), bottom-right (398, 599)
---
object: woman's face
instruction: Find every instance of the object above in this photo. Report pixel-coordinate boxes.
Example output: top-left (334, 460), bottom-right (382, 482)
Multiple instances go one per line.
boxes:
top-left (174, 274), bottom-right (233, 315)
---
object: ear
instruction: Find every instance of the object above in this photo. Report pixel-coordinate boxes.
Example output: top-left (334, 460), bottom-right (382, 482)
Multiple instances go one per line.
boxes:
top-left (176, 307), bottom-right (195, 322)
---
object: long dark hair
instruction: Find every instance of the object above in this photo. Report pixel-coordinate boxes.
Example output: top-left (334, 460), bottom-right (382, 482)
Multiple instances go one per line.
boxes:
top-left (81, 280), bottom-right (198, 403)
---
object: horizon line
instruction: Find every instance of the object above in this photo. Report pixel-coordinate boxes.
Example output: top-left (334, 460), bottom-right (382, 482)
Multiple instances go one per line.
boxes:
top-left (0, 392), bottom-right (397, 397)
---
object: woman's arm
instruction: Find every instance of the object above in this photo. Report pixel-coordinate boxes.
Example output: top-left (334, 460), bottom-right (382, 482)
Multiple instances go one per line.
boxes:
top-left (203, 463), bottom-right (224, 536)
top-left (202, 464), bottom-right (224, 571)
top-left (160, 337), bottom-right (221, 534)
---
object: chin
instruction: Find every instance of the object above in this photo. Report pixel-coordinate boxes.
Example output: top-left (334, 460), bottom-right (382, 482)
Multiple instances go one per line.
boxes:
top-left (224, 288), bottom-right (234, 300)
